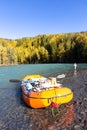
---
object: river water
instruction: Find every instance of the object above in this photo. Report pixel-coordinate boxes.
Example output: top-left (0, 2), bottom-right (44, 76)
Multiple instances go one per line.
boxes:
top-left (0, 63), bottom-right (87, 88)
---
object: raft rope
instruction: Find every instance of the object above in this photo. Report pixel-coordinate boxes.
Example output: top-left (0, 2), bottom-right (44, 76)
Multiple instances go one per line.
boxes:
top-left (24, 92), bottom-right (73, 99)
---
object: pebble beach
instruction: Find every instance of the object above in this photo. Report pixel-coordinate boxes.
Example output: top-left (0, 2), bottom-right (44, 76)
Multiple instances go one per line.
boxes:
top-left (0, 69), bottom-right (87, 130)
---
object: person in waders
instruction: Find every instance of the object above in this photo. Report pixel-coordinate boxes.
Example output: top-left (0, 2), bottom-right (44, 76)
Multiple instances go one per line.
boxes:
top-left (74, 63), bottom-right (77, 70)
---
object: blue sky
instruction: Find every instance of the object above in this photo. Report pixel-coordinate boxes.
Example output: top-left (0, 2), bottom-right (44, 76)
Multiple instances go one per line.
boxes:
top-left (0, 0), bottom-right (87, 39)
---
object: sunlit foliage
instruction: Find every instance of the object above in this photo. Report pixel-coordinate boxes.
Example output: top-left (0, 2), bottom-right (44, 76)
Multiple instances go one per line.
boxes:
top-left (0, 32), bottom-right (87, 65)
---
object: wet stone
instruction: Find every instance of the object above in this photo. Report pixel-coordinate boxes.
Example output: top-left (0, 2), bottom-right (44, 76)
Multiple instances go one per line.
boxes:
top-left (74, 125), bottom-right (81, 130)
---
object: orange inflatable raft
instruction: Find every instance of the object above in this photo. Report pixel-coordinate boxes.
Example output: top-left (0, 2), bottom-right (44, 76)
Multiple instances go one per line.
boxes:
top-left (21, 74), bottom-right (73, 108)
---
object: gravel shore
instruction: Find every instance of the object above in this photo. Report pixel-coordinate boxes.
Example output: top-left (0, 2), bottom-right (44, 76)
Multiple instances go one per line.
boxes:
top-left (0, 69), bottom-right (87, 130)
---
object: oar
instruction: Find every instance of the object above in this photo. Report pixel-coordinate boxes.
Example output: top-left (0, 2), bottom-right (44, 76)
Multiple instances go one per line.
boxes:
top-left (9, 79), bottom-right (21, 83)
top-left (9, 74), bottom-right (65, 83)
top-left (56, 74), bottom-right (65, 79)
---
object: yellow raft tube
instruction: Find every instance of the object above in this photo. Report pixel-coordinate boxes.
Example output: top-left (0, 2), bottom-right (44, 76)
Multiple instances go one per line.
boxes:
top-left (22, 74), bottom-right (73, 108)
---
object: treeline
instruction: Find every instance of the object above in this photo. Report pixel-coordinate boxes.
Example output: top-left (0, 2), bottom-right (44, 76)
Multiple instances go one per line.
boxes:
top-left (0, 32), bottom-right (87, 65)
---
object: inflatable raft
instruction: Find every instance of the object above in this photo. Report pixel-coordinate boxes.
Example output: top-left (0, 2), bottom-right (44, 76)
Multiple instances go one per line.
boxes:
top-left (21, 74), bottom-right (73, 108)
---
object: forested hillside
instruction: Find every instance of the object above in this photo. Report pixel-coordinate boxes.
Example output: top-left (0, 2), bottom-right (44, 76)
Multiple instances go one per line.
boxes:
top-left (0, 32), bottom-right (87, 65)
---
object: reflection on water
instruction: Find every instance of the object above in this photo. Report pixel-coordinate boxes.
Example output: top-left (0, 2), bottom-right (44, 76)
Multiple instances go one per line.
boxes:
top-left (74, 70), bottom-right (77, 76)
